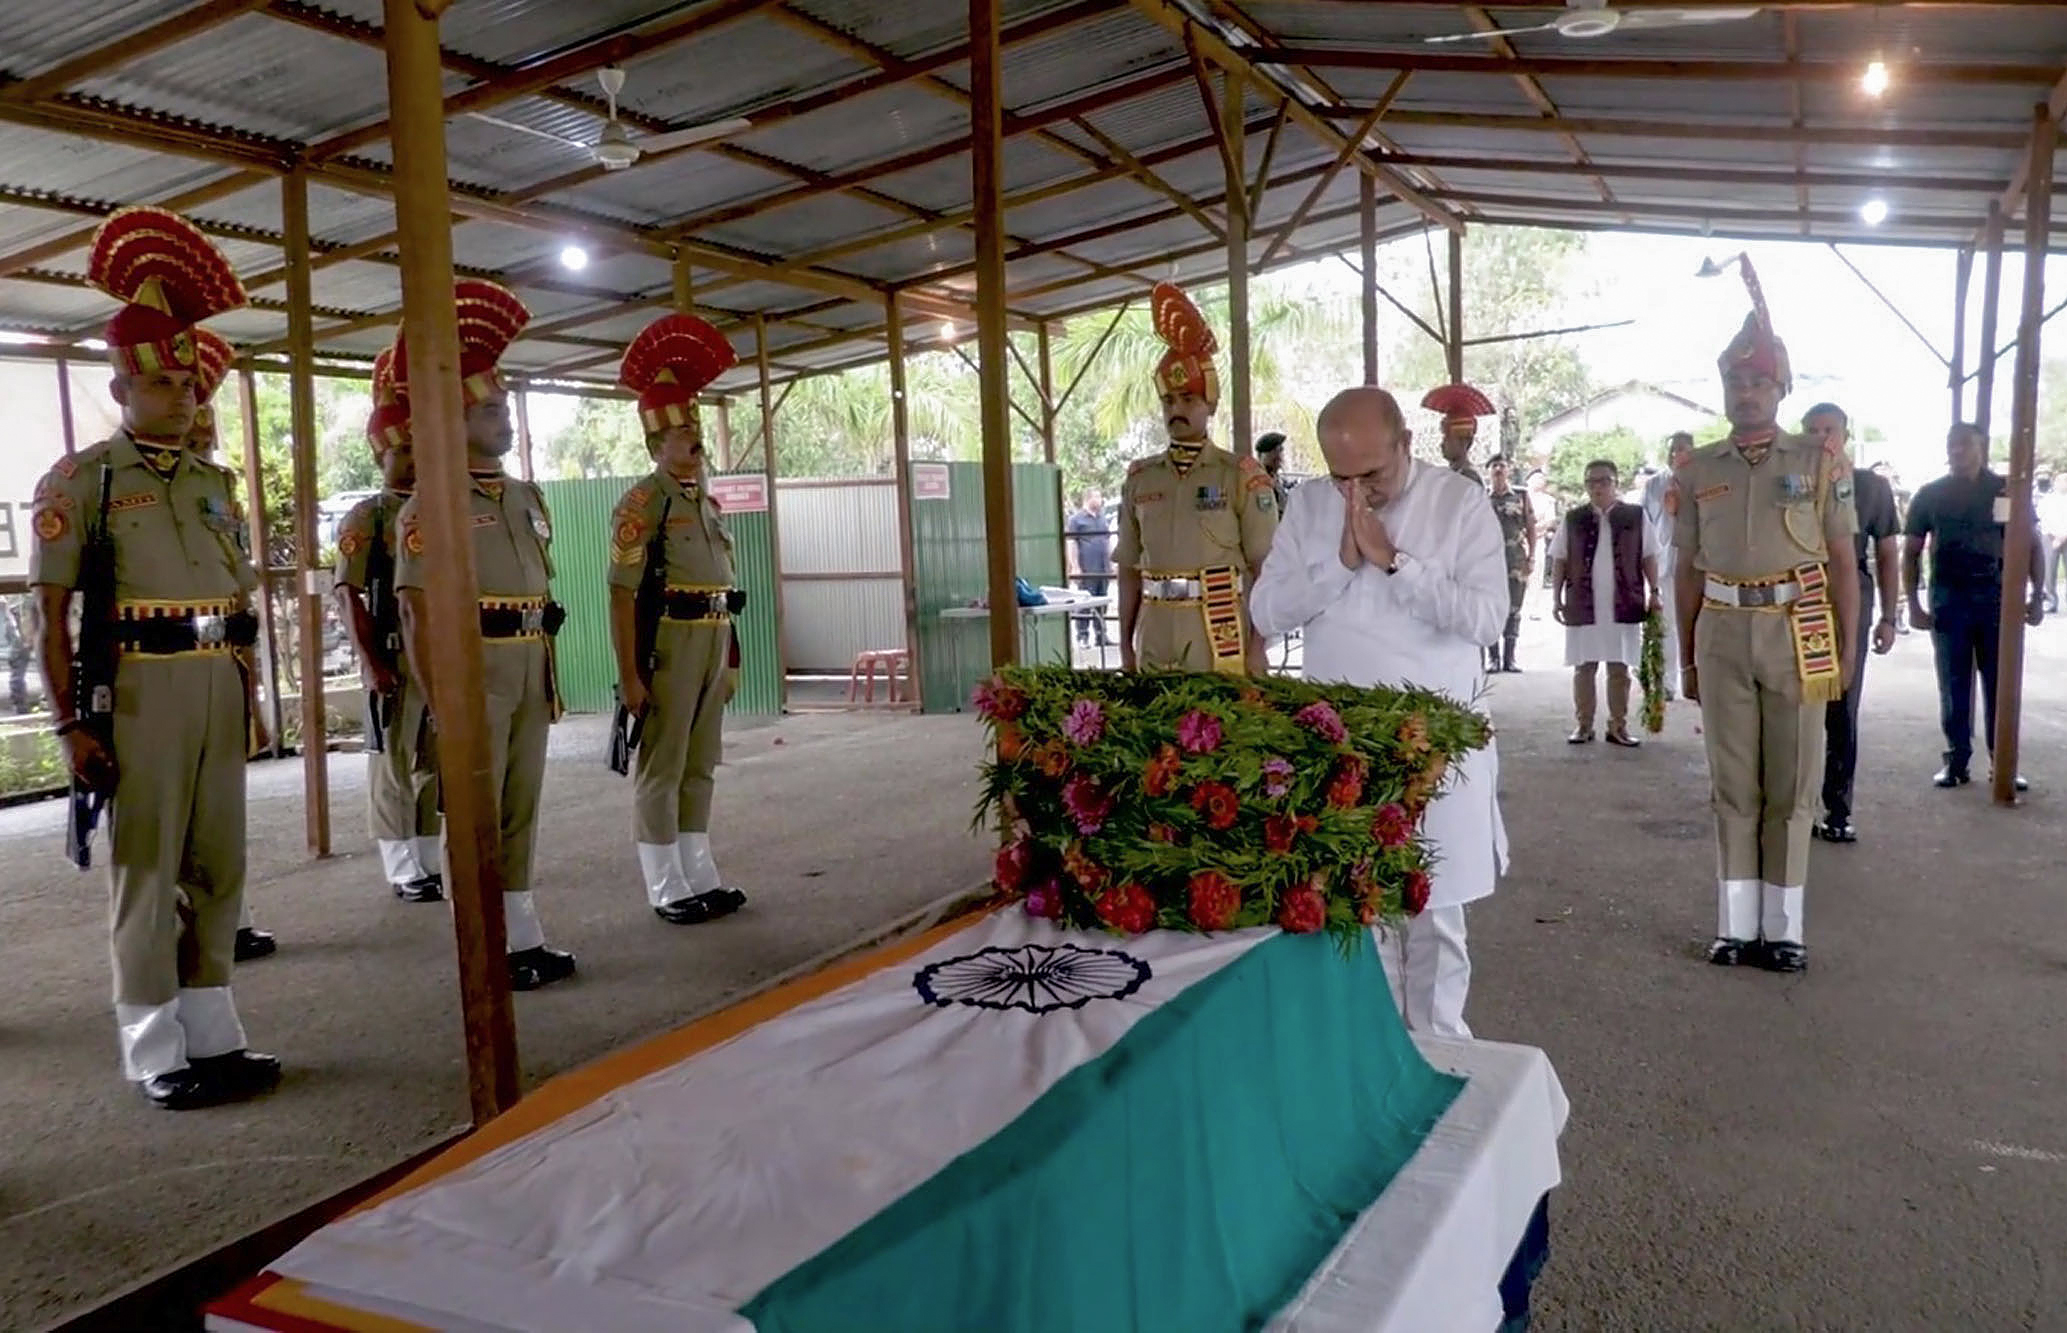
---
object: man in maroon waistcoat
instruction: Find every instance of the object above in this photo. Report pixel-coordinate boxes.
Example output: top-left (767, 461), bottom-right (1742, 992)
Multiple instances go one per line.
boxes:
top-left (1550, 459), bottom-right (1660, 746)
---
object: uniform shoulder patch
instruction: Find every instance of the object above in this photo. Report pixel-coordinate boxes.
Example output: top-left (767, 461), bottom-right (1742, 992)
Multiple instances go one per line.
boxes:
top-left (610, 485), bottom-right (658, 566)
top-left (1126, 455), bottom-right (1157, 477)
top-left (399, 510), bottom-right (425, 559)
top-left (51, 454), bottom-right (79, 480)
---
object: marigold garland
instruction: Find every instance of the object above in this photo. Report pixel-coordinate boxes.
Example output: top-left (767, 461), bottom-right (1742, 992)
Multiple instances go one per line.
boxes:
top-left (1639, 608), bottom-right (1667, 734)
top-left (974, 667), bottom-right (1493, 948)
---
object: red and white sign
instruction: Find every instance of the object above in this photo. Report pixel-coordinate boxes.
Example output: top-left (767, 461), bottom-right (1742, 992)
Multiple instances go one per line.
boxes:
top-left (912, 463), bottom-right (952, 501)
top-left (709, 474), bottom-right (769, 514)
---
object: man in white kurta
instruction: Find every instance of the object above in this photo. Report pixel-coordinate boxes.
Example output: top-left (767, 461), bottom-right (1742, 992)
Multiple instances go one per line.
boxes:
top-left (1251, 388), bottom-right (1508, 1039)
top-left (1550, 459), bottom-right (1660, 747)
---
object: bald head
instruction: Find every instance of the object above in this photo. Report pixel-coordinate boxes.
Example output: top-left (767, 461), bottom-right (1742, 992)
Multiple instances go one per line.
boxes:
top-left (1317, 386), bottom-right (1414, 505)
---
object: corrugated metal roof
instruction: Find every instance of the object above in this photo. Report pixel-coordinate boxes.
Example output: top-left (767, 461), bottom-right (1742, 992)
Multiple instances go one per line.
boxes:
top-left (315, 0), bottom-right (697, 68)
top-left (703, 195), bottom-right (912, 259)
top-left (0, 0), bottom-right (197, 73)
top-left (615, 15), bottom-right (871, 125)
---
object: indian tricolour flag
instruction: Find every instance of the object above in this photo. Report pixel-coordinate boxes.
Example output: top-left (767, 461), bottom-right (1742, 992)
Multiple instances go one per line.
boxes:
top-left (209, 909), bottom-right (1463, 1333)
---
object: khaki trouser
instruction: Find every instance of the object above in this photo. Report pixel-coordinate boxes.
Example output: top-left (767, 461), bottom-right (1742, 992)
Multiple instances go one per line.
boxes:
top-left (1573, 661), bottom-right (1631, 732)
top-left (368, 674), bottom-right (440, 872)
top-left (1136, 600), bottom-right (1224, 673)
top-left (1694, 607), bottom-right (1826, 887)
top-left (634, 618), bottom-right (729, 844)
top-left (108, 652), bottom-right (246, 1006)
top-left (483, 638), bottom-right (552, 895)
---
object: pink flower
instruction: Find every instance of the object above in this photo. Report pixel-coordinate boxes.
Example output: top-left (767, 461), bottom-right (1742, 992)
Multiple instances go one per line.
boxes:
top-left (1023, 880), bottom-right (1064, 920)
top-left (1177, 710), bottom-right (1223, 754)
top-left (1261, 756), bottom-right (1295, 799)
top-left (1062, 697), bottom-right (1106, 747)
top-left (994, 839), bottom-right (1033, 891)
top-left (972, 675), bottom-right (1027, 721)
top-left (1295, 701), bottom-right (1348, 744)
top-left (1371, 802), bottom-right (1414, 850)
top-left (1062, 775), bottom-right (1115, 835)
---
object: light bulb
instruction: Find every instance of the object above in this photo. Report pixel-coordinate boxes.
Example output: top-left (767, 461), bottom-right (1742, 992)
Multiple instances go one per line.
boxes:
top-left (1861, 61), bottom-right (1889, 96)
top-left (559, 244), bottom-right (589, 271)
top-left (938, 320), bottom-right (956, 343)
top-left (1859, 198), bottom-right (1889, 226)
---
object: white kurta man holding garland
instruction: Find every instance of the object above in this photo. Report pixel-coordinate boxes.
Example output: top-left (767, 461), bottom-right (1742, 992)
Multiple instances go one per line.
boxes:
top-left (1250, 387), bottom-right (1510, 1038)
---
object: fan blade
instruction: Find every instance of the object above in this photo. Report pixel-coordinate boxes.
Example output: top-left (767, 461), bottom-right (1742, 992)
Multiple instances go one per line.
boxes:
top-left (633, 116), bottom-right (753, 155)
top-left (1422, 19), bottom-right (1562, 43)
top-left (464, 111), bottom-right (591, 152)
top-left (1614, 8), bottom-right (1761, 30)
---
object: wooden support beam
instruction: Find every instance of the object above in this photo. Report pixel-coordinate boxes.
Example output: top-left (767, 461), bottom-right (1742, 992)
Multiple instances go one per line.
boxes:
top-left (0, 0), bottom-right (269, 104)
top-left (1360, 173), bottom-right (1379, 384)
top-left (1054, 302), bottom-right (1130, 417)
top-left (235, 366), bottom-right (287, 756)
top-left (1991, 103), bottom-right (2053, 808)
top-left (1825, 243), bottom-right (1949, 367)
top-left (1129, 0), bottom-right (1460, 233)
top-left (1224, 67), bottom-right (1253, 458)
top-left (1255, 47), bottom-right (2060, 88)
top-left (713, 398), bottom-right (734, 471)
top-left (1981, 69), bottom-right (2067, 234)
top-left (885, 295), bottom-right (924, 707)
top-left (1248, 98), bottom-right (1290, 223)
top-left (1070, 115), bottom-right (1226, 240)
top-left (281, 169), bottom-right (331, 859)
top-left (1462, 5), bottom-right (1622, 215)
top-left (382, 0), bottom-right (519, 1126)
top-left (1037, 324), bottom-right (1057, 466)
top-left (513, 381), bottom-right (534, 481)
top-left (1348, 151), bottom-right (2009, 199)
top-left (1446, 228), bottom-right (1465, 382)
top-left (751, 313), bottom-right (790, 711)
top-left (54, 351), bottom-right (76, 455)
top-left (1318, 106), bottom-right (2023, 150)
top-left (1260, 73), bottom-right (1406, 268)
top-left (971, 0), bottom-right (1018, 671)
top-left (1951, 245), bottom-right (1974, 422)
top-left (1420, 188), bottom-right (2004, 234)
top-left (1977, 201), bottom-right (2006, 437)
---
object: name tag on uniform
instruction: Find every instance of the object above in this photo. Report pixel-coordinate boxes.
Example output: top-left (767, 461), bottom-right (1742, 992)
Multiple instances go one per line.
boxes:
top-left (1695, 483), bottom-right (1731, 502)
top-left (472, 513), bottom-right (498, 528)
top-left (1194, 485), bottom-right (1227, 511)
top-left (1991, 495), bottom-right (2011, 524)
top-left (1134, 491), bottom-right (1164, 507)
top-left (108, 492), bottom-right (159, 513)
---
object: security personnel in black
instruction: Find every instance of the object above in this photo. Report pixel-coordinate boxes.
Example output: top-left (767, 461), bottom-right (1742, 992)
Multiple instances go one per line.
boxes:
top-left (1903, 422), bottom-right (2046, 789)
top-left (1801, 404), bottom-right (1900, 841)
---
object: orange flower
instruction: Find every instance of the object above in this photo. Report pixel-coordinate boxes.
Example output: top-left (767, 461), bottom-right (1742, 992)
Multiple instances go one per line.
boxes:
top-left (1397, 713), bottom-right (1432, 757)
top-left (1062, 841), bottom-right (1110, 895)
top-left (1190, 781), bottom-right (1240, 831)
top-left (1034, 739), bottom-right (1071, 778)
top-left (995, 723), bottom-right (1026, 762)
top-left (1148, 822), bottom-right (1181, 844)
top-left (1143, 744), bottom-right (1182, 797)
top-left (1187, 871), bottom-right (1242, 931)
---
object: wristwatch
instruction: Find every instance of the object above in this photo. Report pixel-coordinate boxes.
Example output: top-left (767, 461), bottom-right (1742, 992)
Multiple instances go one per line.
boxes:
top-left (1383, 550), bottom-right (1405, 575)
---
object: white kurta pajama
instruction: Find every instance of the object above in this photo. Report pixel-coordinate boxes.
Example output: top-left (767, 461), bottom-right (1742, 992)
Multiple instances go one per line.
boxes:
top-left (1251, 461), bottom-right (1509, 1038)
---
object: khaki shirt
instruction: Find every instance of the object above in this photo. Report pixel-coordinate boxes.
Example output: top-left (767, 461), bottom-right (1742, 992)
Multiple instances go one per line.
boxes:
top-left (394, 471), bottom-right (554, 598)
top-left (333, 490), bottom-right (406, 591)
top-left (605, 470), bottom-right (735, 592)
top-left (29, 432), bottom-right (258, 601)
top-left (1115, 442), bottom-right (1277, 577)
top-left (1673, 431), bottom-right (1858, 580)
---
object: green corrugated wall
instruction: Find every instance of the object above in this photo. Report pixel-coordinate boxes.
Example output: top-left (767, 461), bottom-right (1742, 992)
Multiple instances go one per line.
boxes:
top-left (538, 473), bottom-right (781, 716)
top-left (911, 461), bottom-right (1065, 713)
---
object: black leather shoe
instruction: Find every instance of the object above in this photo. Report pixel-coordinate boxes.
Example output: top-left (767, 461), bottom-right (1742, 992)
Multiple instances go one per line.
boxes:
top-left (1933, 767), bottom-right (1971, 788)
top-left (1759, 941), bottom-right (1808, 973)
top-left (1567, 728), bottom-right (1595, 744)
top-left (1707, 938), bottom-right (1754, 966)
top-left (1813, 817), bottom-right (1857, 843)
top-left (139, 1068), bottom-right (224, 1110)
top-left (1605, 728), bottom-right (1641, 748)
top-left (655, 887), bottom-right (748, 926)
top-left (509, 945), bottom-right (577, 991)
top-left (234, 926), bottom-right (277, 962)
top-left (394, 874), bottom-right (445, 903)
top-left (190, 1049), bottom-right (283, 1100)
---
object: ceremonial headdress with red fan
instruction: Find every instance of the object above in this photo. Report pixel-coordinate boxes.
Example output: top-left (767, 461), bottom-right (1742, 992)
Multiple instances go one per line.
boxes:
top-left (1150, 281), bottom-right (1219, 408)
top-left (1701, 252), bottom-right (1791, 392)
top-left (1420, 382), bottom-right (1496, 429)
top-left (619, 312), bottom-right (738, 434)
top-left (392, 279), bottom-right (531, 408)
top-left (366, 345), bottom-right (411, 453)
top-left (86, 207), bottom-right (248, 378)
top-left (187, 327), bottom-right (236, 445)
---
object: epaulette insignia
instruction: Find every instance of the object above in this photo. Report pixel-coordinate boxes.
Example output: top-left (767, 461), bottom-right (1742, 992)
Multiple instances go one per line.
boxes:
top-left (401, 514), bottom-right (425, 558)
top-left (52, 456), bottom-right (78, 480)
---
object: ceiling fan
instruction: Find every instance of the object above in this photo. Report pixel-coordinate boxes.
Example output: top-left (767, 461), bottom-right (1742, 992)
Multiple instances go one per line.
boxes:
top-left (465, 65), bottom-right (751, 170)
top-left (1423, 0), bottom-right (1762, 44)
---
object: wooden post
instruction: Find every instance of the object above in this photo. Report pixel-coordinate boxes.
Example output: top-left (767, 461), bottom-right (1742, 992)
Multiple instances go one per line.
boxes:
top-left (1359, 174), bottom-right (1379, 384)
top-left (281, 167), bottom-right (331, 858)
top-left (1223, 69), bottom-right (1252, 457)
top-left (886, 293), bottom-right (924, 707)
top-left (1990, 105), bottom-right (2053, 807)
top-left (383, 0), bottom-right (520, 1124)
top-left (237, 365), bottom-right (286, 756)
top-left (1950, 245), bottom-right (1973, 424)
top-left (512, 380), bottom-right (534, 481)
top-left (713, 399), bottom-right (734, 471)
top-left (753, 314), bottom-right (791, 712)
top-left (1976, 201), bottom-right (2005, 437)
top-left (970, 0), bottom-right (1019, 668)
top-left (54, 352), bottom-right (77, 455)
top-left (672, 248), bottom-right (696, 313)
top-left (1036, 324), bottom-right (1057, 465)
top-left (1446, 226), bottom-right (1465, 382)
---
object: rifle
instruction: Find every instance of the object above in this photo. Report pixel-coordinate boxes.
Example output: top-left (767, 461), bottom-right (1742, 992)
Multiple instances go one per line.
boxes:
top-left (361, 498), bottom-right (400, 754)
top-left (66, 458), bottom-right (118, 870)
top-left (609, 493), bottom-right (671, 776)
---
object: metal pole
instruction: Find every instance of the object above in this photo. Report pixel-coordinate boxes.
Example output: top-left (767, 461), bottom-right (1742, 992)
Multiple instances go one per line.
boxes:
top-left (753, 313), bottom-right (791, 712)
top-left (1446, 226), bottom-right (1465, 382)
top-left (1360, 173), bottom-right (1379, 385)
top-left (1990, 104), bottom-right (2052, 807)
top-left (382, 0), bottom-right (520, 1124)
top-left (281, 167), bottom-right (331, 858)
top-left (1224, 69), bottom-right (1252, 457)
top-left (886, 294), bottom-right (924, 708)
top-left (1950, 245), bottom-right (1973, 423)
top-left (970, 0), bottom-right (1018, 668)
top-left (1976, 201), bottom-right (2005, 437)
top-left (236, 365), bottom-right (286, 757)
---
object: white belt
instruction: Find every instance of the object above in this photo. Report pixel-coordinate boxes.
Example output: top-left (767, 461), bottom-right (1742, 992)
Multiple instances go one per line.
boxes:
top-left (1704, 577), bottom-right (1800, 608)
top-left (1142, 577), bottom-right (1204, 601)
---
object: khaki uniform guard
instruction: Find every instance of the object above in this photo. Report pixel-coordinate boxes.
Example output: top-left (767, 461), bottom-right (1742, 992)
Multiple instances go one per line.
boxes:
top-left (1116, 281), bottom-right (1278, 674)
top-left (335, 347), bottom-right (442, 902)
top-left (30, 206), bottom-right (281, 1109)
top-left (608, 313), bottom-right (749, 924)
top-left (392, 280), bottom-right (577, 992)
top-left (1675, 254), bottom-right (1859, 973)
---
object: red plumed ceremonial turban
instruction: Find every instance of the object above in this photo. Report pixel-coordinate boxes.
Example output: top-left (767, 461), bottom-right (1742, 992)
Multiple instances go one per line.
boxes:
top-left (619, 312), bottom-right (738, 434)
top-left (86, 207), bottom-right (248, 377)
top-left (1150, 281), bottom-right (1219, 408)
top-left (392, 279), bottom-right (531, 408)
top-left (1420, 382), bottom-right (1496, 427)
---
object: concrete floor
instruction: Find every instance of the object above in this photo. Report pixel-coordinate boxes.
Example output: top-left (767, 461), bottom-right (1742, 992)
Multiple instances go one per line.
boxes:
top-left (3, 608), bottom-right (2065, 1331)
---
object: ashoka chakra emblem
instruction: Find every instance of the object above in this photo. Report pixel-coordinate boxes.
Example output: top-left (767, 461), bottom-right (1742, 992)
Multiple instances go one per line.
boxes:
top-left (914, 943), bottom-right (1151, 1014)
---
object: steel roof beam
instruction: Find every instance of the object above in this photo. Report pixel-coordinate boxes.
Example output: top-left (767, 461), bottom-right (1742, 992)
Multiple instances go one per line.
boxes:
top-left (1318, 106), bottom-right (2027, 149)
top-left (1254, 49), bottom-right (2061, 87)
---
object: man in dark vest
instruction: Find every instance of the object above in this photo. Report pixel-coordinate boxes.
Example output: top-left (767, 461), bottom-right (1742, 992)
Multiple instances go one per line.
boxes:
top-left (1550, 459), bottom-right (1660, 746)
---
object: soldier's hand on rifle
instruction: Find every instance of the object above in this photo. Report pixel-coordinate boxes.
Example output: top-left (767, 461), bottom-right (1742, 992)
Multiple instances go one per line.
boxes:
top-left (60, 725), bottom-right (117, 795)
top-left (619, 673), bottom-right (650, 716)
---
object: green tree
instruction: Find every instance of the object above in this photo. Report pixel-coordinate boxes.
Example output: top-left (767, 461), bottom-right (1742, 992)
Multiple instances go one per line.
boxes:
top-left (725, 349), bottom-right (981, 477)
top-left (542, 396), bottom-right (648, 479)
top-left (1546, 426), bottom-right (1651, 496)
top-left (2037, 357), bottom-right (2067, 474)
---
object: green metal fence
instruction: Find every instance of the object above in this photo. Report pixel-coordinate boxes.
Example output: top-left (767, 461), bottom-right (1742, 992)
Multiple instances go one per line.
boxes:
top-left (911, 461), bottom-right (1065, 713)
top-left (538, 473), bottom-right (781, 716)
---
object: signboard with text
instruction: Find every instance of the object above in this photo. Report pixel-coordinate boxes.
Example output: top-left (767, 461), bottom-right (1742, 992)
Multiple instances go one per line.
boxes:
top-left (710, 473), bottom-right (770, 514)
top-left (913, 462), bottom-right (952, 501)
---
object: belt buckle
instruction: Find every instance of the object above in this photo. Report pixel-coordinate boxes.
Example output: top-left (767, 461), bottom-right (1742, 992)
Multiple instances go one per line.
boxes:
top-left (193, 613), bottom-right (227, 647)
top-left (520, 606), bottom-right (544, 634)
